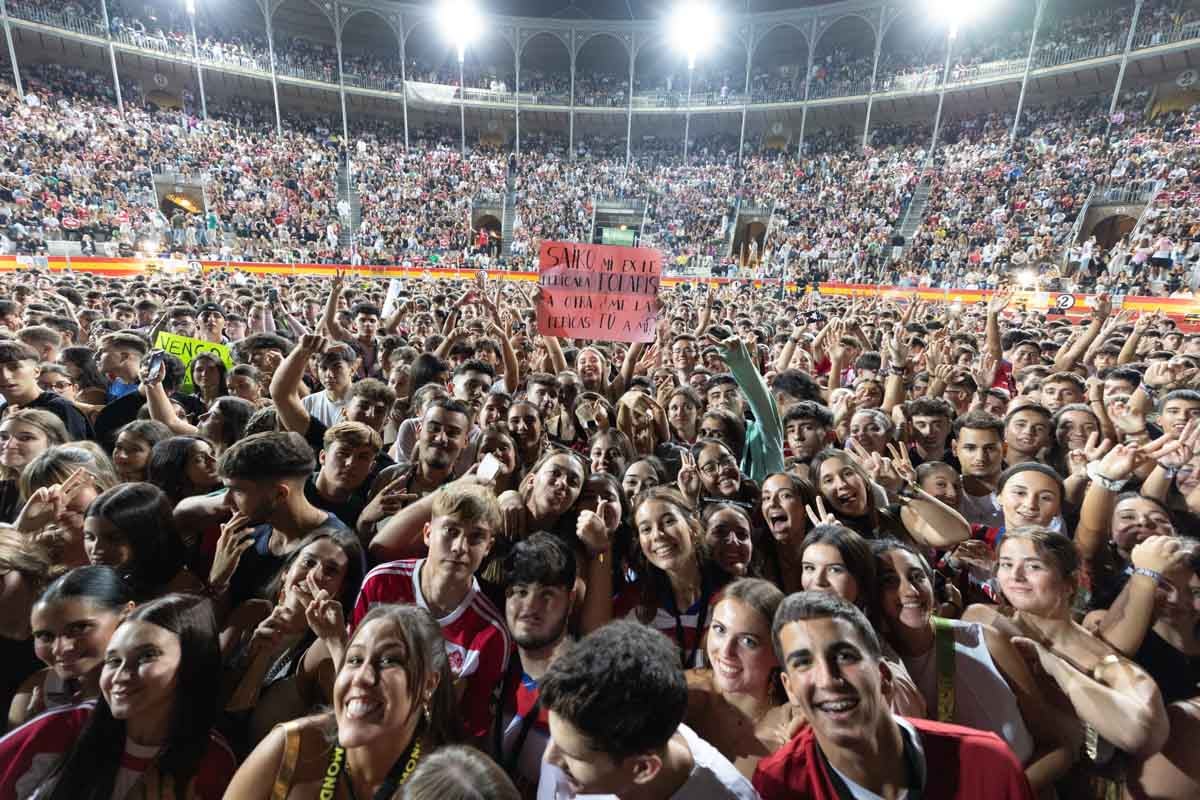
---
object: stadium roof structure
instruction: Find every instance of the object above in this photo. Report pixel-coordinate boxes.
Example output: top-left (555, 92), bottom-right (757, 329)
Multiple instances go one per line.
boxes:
top-left (395, 0), bottom-right (836, 21)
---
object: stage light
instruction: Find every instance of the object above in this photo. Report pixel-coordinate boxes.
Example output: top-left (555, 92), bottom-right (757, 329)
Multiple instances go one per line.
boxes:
top-left (668, 1), bottom-right (719, 70)
top-left (1017, 269), bottom-right (1036, 287)
top-left (438, 0), bottom-right (481, 61)
top-left (184, 0), bottom-right (195, 16)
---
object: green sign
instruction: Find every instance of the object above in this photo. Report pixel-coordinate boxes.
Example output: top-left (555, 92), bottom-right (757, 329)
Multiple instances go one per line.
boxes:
top-left (154, 332), bottom-right (234, 394)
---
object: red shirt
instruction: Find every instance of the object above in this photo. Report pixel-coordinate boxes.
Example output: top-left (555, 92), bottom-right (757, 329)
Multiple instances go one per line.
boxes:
top-left (352, 558), bottom-right (511, 739)
top-left (0, 702), bottom-right (235, 800)
top-left (753, 716), bottom-right (1034, 800)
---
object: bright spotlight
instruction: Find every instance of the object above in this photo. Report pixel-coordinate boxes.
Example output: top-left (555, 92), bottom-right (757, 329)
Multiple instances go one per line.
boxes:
top-left (1017, 269), bottom-right (1036, 288)
top-left (668, 1), bottom-right (719, 69)
top-left (926, 0), bottom-right (992, 37)
top-left (438, 0), bottom-right (481, 60)
top-left (184, 0), bottom-right (195, 15)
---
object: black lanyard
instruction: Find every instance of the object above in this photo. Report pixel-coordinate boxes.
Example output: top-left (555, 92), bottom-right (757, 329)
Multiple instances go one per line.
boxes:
top-left (326, 732), bottom-right (422, 800)
top-left (492, 657), bottom-right (543, 776)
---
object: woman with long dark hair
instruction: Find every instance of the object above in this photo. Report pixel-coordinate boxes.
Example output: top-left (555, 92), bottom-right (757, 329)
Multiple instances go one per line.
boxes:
top-left (0, 594), bottom-right (236, 800)
top-left (225, 604), bottom-right (459, 799)
top-left (684, 578), bottom-right (795, 779)
top-left (7, 566), bottom-right (132, 730)
top-left (146, 436), bottom-right (220, 506)
top-left (219, 529), bottom-right (365, 752)
top-left (83, 482), bottom-right (204, 599)
top-left (111, 420), bottom-right (172, 483)
top-left (189, 353), bottom-right (230, 408)
top-left (57, 347), bottom-right (108, 405)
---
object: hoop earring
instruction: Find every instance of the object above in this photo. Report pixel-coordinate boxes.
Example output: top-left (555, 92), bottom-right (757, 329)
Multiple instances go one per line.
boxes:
top-left (422, 694), bottom-right (432, 724)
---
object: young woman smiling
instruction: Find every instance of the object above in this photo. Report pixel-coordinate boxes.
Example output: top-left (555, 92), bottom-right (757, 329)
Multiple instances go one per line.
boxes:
top-left (684, 579), bottom-right (797, 779)
top-left (871, 539), bottom-right (1081, 795)
top-left (0, 594), bottom-right (237, 800)
top-left (618, 487), bottom-right (725, 668)
top-left (226, 604), bottom-right (458, 799)
top-left (810, 448), bottom-right (970, 547)
top-left (0, 410), bottom-right (68, 523)
top-left (963, 527), bottom-right (1169, 760)
top-left (7, 566), bottom-right (132, 731)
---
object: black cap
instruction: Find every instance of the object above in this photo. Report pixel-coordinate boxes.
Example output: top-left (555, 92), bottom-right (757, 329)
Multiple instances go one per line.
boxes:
top-left (197, 303), bottom-right (225, 317)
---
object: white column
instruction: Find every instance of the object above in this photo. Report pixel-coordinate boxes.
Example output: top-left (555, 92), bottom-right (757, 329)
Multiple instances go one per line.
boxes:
top-left (797, 16), bottom-right (817, 156)
top-left (263, 1), bottom-right (281, 136)
top-left (1107, 0), bottom-right (1144, 138)
top-left (862, 5), bottom-right (886, 149)
top-left (1010, 0), bottom-right (1046, 145)
top-left (99, 0), bottom-right (123, 116)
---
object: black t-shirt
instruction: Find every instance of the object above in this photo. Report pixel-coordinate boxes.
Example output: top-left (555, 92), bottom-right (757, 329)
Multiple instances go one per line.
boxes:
top-left (228, 512), bottom-right (352, 606)
top-left (1, 391), bottom-right (93, 441)
top-left (304, 473), bottom-right (368, 531)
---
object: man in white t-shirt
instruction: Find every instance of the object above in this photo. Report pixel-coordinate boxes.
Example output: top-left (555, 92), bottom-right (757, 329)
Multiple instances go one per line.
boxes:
top-left (537, 620), bottom-right (757, 800)
top-left (301, 342), bottom-right (358, 426)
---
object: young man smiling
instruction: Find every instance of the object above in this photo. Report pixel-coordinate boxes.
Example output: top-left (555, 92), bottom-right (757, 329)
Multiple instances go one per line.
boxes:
top-left (539, 620), bottom-right (755, 799)
top-left (351, 482), bottom-right (510, 744)
top-left (754, 592), bottom-right (1033, 800)
top-left (494, 533), bottom-right (578, 794)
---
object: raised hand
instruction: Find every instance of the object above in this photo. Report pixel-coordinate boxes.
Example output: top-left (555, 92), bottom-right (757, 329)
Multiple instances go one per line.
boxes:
top-left (677, 451), bottom-right (701, 503)
top-left (360, 475), bottom-right (417, 526)
top-left (299, 333), bottom-right (328, 355)
top-left (1131, 535), bottom-right (1195, 575)
top-left (304, 571), bottom-right (347, 644)
top-left (972, 352), bottom-right (998, 392)
top-left (805, 495), bottom-right (837, 527)
top-left (248, 605), bottom-right (295, 656)
top-left (987, 287), bottom-right (1014, 315)
top-left (209, 511), bottom-right (255, 590)
top-left (16, 468), bottom-right (90, 533)
top-left (1109, 402), bottom-right (1148, 436)
top-left (576, 496), bottom-right (614, 557)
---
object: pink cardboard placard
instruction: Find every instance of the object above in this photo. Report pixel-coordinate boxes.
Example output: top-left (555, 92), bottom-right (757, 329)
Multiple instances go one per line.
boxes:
top-left (536, 241), bottom-right (662, 343)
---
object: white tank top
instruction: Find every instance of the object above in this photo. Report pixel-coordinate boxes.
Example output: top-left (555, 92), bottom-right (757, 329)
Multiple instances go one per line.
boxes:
top-left (902, 618), bottom-right (1034, 764)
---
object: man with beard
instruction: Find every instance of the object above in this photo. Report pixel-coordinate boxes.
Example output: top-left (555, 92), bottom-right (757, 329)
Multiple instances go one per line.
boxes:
top-left (352, 483), bottom-right (509, 744)
top-left (367, 397), bottom-right (473, 559)
top-left (494, 533), bottom-right (577, 794)
top-left (754, 592), bottom-right (1033, 800)
top-left (208, 432), bottom-right (352, 609)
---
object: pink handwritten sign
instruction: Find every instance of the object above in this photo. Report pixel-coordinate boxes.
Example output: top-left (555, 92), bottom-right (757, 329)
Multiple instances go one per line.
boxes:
top-left (536, 241), bottom-right (662, 343)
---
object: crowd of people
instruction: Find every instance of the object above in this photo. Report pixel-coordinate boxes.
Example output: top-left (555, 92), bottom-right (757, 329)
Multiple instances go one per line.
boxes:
top-left (0, 249), bottom-right (1199, 798)
top-left (1, 7), bottom-right (1197, 291)
top-left (7, 0), bottom-right (1200, 109)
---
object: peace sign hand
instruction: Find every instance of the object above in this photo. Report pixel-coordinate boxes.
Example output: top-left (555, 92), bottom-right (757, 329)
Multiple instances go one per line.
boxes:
top-left (806, 495), bottom-right (837, 527)
top-left (677, 451), bottom-right (701, 503)
top-left (16, 468), bottom-right (90, 533)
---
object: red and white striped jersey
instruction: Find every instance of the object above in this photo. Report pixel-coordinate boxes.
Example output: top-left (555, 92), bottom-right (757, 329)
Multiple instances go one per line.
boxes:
top-left (351, 558), bottom-right (512, 739)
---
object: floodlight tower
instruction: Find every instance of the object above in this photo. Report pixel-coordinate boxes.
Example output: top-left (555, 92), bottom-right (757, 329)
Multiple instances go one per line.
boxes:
top-left (926, 0), bottom-right (992, 163)
top-left (668, 2), bottom-right (718, 162)
top-left (185, 0), bottom-right (207, 120)
top-left (439, 0), bottom-right (481, 157)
